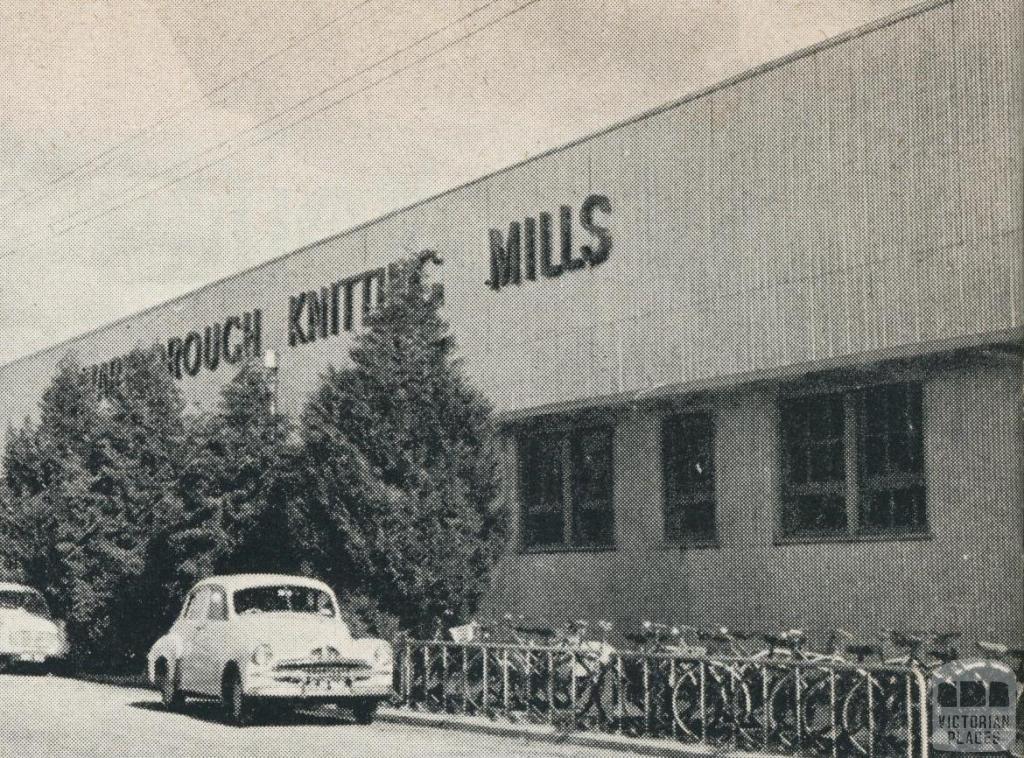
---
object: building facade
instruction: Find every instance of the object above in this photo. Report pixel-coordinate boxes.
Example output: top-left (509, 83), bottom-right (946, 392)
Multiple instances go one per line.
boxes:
top-left (0, 0), bottom-right (1021, 642)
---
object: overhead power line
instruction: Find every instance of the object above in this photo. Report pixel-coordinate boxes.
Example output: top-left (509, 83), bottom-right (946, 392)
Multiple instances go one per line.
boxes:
top-left (47, 0), bottom-right (501, 232)
top-left (0, 0), bottom-right (378, 213)
top-left (2, 0), bottom-right (538, 262)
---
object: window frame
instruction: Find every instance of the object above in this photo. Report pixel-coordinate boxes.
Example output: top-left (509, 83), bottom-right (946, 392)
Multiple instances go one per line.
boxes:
top-left (660, 409), bottom-right (719, 547)
top-left (775, 378), bottom-right (931, 544)
top-left (516, 417), bottom-right (617, 553)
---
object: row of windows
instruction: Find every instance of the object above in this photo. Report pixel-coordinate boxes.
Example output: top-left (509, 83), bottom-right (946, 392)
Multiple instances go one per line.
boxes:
top-left (518, 381), bottom-right (927, 550)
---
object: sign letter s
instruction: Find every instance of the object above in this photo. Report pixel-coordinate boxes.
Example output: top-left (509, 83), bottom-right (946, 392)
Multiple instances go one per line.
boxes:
top-left (579, 194), bottom-right (612, 266)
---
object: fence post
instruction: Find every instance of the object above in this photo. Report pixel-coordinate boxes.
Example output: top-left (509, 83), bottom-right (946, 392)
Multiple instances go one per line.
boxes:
top-left (461, 646), bottom-right (468, 714)
top-left (914, 668), bottom-right (930, 758)
top-left (482, 646), bottom-right (489, 714)
top-left (866, 670), bottom-right (875, 758)
top-left (700, 661), bottom-right (707, 744)
top-left (503, 647), bottom-right (510, 717)
top-left (830, 668), bottom-right (838, 758)
top-left (548, 650), bottom-right (555, 724)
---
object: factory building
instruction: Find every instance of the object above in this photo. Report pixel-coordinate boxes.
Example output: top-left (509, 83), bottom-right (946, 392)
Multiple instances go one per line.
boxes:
top-left (1, 0), bottom-right (1021, 642)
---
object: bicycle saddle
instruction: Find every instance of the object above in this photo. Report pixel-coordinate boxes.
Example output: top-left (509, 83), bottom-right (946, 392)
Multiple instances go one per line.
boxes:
top-left (846, 643), bottom-right (881, 660)
top-left (889, 630), bottom-right (927, 648)
top-left (978, 640), bottom-right (1024, 658)
top-left (515, 623), bottom-right (556, 638)
top-left (624, 631), bottom-right (648, 645)
top-left (930, 647), bottom-right (959, 663)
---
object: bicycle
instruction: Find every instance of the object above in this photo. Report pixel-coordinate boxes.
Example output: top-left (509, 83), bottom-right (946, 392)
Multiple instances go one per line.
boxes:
top-left (615, 621), bottom-right (705, 737)
top-left (834, 629), bottom-right (960, 757)
top-left (669, 626), bottom-right (766, 746)
top-left (513, 618), bottom-right (617, 728)
top-left (977, 638), bottom-right (1024, 758)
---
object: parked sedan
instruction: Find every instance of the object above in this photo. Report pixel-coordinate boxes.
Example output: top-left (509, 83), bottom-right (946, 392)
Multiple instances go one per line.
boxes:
top-left (0, 582), bottom-right (69, 671)
top-left (147, 574), bottom-right (393, 725)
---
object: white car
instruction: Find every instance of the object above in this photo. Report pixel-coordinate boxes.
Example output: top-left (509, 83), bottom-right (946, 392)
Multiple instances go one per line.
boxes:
top-left (147, 574), bottom-right (393, 725)
top-left (0, 582), bottom-right (69, 671)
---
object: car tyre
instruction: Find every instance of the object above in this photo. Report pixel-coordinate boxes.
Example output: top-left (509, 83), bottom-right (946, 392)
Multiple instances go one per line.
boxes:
top-left (157, 660), bottom-right (185, 711)
top-left (223, 668), bottom-right (254, 726)
top-left (352, 698), bottom-right (379, 725)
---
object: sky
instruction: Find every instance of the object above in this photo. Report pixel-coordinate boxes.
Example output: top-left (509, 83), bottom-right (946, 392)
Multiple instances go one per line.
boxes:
top-left (0, 0), bottom-right (917, 365)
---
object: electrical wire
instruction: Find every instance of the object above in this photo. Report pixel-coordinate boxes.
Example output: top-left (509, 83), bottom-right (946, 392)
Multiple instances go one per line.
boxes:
top-left (0, 0), bottom-right (378, 213)
top-left (1, 0), bottom-right (538, 261)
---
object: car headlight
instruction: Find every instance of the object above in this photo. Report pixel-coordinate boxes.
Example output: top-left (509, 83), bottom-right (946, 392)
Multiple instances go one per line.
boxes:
top-left (251, 644), bottom-right (273, 667)
top-left (372, 642), bottom-right (393, 671)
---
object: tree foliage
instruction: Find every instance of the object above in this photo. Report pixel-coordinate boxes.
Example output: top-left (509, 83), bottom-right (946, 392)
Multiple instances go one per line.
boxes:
top-left (169, 361), bottom-right (298, 595)
top-left (299, 257), bottom-right (504, 634)
top-left (0, 256), bottom-right (507, 668)
top-left (1, 349), bottom-right (187, 671)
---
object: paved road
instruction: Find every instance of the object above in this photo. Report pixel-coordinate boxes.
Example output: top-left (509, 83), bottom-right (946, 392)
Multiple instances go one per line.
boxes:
top-left (0, 674), bottom-right (625, 758)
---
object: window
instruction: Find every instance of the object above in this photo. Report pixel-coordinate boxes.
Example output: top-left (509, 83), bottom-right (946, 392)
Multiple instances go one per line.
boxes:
top-left (780, 393), bottom-right (847, 535)
top-left (183, 588), bottom-right (209, 620)
top-left (208, 586), bottom-right (227, 621)
top-left (519, 423), bottom-right (615, 550)
top-left (779, 381), bottom-right (926, 539)
top-left (858, 383), bottom-right (926, 532)
top-left (233, 585), bottom-right (336, 617)
top-left (662, 412), bottom-right (717, 543)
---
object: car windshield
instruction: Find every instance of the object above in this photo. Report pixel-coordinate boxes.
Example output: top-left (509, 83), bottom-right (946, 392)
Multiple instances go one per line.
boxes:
top-left (233, 585), bottom-right (335, 617)
top-left (0, 590), bottom-right (51, 617)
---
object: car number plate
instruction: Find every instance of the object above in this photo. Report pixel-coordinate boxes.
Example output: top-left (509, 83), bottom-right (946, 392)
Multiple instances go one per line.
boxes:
top-left (15, 654), bottom-right (45, 663)
top-left (302, 676), bottom-right (342, 694)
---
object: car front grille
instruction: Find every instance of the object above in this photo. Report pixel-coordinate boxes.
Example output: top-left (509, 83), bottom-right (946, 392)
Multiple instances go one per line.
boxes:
top-left (274, 658), bottom-right (372, 675)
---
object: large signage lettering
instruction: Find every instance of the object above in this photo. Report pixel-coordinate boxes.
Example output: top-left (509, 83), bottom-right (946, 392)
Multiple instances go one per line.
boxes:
top-left (83, 308), bottom-right (262, 394)
top-left (286, 250), bottom-right (442, 350)
top-left (288, 268), bottom-right (385, 347)
top-left (487, 193), bottom-right (611, 291)
top-left (166, 309), bottom-right (262, 379)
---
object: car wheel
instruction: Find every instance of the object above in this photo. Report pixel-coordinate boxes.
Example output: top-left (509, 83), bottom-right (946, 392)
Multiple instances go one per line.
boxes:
top-left (157, 660), bottom-right (185, 711)
top-left (352, 698), bottom-right (379, 725)
top-left (223, 668), bottom-right (253, 726)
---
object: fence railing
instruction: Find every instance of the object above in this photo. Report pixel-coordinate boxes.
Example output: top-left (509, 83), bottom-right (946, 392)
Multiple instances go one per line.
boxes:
top-left (393, 640), bottom-right (931, 758)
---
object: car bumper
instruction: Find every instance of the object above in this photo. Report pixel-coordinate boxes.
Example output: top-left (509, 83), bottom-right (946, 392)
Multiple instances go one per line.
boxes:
top-left (0, 649), bottom-right (64, 663)
top-left (246, 670), bottom-right (393, 700)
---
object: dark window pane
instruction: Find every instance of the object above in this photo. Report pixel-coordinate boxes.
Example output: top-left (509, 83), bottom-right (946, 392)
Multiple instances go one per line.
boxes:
top-left (782, 494), bottom-right (847, 534)
top-left (520, 431), bottom-right (565, 547)
top-left (523, 511), bottom-right (563, 547)
top-left (859, 383), bottom-right (926, 533)
top-left (780, 393), bottom-right (846, 535)
top-left (662, 413), bottom-right (716, 541)
top-left (570, 426), bottom-right (614, 546)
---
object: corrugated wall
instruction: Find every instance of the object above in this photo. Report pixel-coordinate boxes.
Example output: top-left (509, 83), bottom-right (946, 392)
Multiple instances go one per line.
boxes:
top-left (0, 0), bottom-right (1019, 429)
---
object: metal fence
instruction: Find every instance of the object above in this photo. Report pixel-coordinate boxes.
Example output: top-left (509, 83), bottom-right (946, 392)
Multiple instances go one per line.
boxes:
top-left (393, 640), bottom-right (931, 758)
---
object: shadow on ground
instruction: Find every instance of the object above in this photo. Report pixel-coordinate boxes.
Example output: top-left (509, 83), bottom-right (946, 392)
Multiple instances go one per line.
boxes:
top-left (129, 699), bottom-right (362, 728)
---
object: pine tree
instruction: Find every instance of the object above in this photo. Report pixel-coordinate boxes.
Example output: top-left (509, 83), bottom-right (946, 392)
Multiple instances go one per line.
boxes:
top-left (1, 349), bottom-right (188, 671)
top-left (300, 257), bottom-right (504, 635)
top-left (170, 360), bottom-right (297, 596)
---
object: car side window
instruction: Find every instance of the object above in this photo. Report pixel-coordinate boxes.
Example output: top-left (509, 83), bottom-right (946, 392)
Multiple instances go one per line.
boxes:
top-left (180, 591), bottom-right (196, 619)
top-left (207, 586), bottom-right (227, 621)
top-left (184, 588), bottom-right (209, 620)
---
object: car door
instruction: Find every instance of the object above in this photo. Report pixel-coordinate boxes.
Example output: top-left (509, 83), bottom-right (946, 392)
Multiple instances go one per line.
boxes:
top-left (177, 587), bottom-right (210, 693)
top-left (191, 584), bottom-right (229, 697)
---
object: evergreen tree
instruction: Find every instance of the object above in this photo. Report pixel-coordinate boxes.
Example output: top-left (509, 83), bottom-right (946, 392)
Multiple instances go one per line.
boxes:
top-left (170, 360), bottom-right (297, 596)
top-left (300, 257), bottom-right (504, 635)
top-left (1, 349), bottom-right (188, 671)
